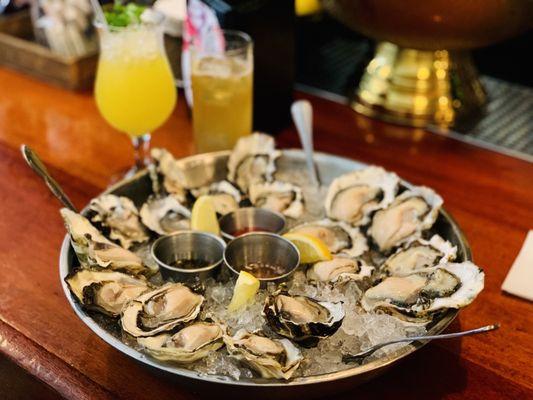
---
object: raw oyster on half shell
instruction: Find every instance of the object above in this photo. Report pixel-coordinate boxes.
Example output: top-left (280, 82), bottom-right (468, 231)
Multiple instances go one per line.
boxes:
top-left (249, 181), bottom-right (304, 219)
top-left (140, 195), bottom-right (191, 235)
top-left (88, 194), bottom-right (149, 249)
top-left (306, 256), bottom-right (374, 284)
top-left (289, 219), bottom-right (368, 257)
top-left (138, 321), bottom-right (225, 363)
top-left (263, 291), bottom-right (344, 347)
top-left (361, 261), bottom-right (484, 324)
top-left (65, 269), bottom-right (150, 317)
top-left (324, 166), bottom-right (399, 226)
top-left (368, 186), bottom-right (443, 252)
top-left (150, 148), bottom-right (188, 201)
top-left (121, 283), bottom-right (204, 337)
top-left (190, 180), bottom-right (242, 215)
top-left (224, 329), bottom-right (303, 380)
top-left (227, 133), bottom-right (281, 193)
top-left (61, 209), bottom-right (148, 275)
top-left (381, 234), bottom-right (457, 277)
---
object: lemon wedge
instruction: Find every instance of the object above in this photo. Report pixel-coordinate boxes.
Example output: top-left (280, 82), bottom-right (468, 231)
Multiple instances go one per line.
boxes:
top-left (190, 195), bottom-right (220, 235)
top-left (282, 232), bottom-right (332, 264)
top-left (228, 271), bottom-right (260, 312)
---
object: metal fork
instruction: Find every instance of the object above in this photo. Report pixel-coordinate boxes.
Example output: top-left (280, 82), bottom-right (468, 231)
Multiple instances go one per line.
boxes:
top-left (342, 324), bottom-right (500, 363)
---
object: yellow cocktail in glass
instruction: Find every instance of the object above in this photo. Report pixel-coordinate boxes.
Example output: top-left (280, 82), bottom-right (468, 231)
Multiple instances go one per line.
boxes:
top-left (191, 30), bottom-right (253, 153)
top-left (95, 14), bottom-right (176, 174)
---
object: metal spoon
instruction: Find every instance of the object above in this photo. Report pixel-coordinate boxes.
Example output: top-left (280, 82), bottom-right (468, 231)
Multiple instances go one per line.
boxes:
top-left (342, 324), bottom-right (500, 363)
top-left (21, 144), bottom-right (78, 212)
top-left (291, 100), bottom-right (321, 186)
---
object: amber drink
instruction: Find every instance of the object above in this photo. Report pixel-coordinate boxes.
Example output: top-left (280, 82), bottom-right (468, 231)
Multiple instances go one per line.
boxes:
top-left (191, 30), bottom-right (253, 153)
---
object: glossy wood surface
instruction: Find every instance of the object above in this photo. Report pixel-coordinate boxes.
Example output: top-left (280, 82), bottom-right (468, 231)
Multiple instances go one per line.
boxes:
top-left (0, 67), bottom-right (531, 399)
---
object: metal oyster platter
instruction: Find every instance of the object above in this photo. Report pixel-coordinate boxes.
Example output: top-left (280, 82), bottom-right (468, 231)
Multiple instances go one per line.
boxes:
top-left (59, 147), bottom-right (472, 397)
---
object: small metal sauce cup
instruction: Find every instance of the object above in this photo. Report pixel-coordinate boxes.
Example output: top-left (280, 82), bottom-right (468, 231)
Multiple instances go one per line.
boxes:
top-left (151, 231), bottom-right (226, 283)
top-left (218, 207), bottom-right (286, 241)
top-left (223, 232), bottom-right (300, 286)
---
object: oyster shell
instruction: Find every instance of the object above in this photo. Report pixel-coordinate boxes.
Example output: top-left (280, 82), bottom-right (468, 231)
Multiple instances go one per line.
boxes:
top-left (88, 194), bottom-right (149, 249)
top-left (306, 256), bottom-right (374, 284)
top-left (382, 234), bottom-right (457, 277)
top-left (289, 219), bottom-right (368, 257)
top-left (65, 269), bottom-right (150, 317)
top-left (361, 261), bottom-right (484, 324)
top-left (249, 181), bottom-right (304, 219)
top-left (190, 180), bottom-right (241, 215)
top-left (263, 291), bottom-right (344, 347)
top-left (224, 329), bottom-right (303, 380)
top-left (60, 209), bottom-right (148, 275)
top-left (324, 166), bottom-right (399, 225)
top-left (121, 283), bottom-right (204, 337)
top-left (227, 133), bottom-right (281, 193)
top-left (137, 321), bottom-right (225, 363)
top-left (151, 148), bottom-right (188, 201)
top-left (140, 195), bottom-right (191, 235)
top-left (368, 186), bottom-right (443, 252)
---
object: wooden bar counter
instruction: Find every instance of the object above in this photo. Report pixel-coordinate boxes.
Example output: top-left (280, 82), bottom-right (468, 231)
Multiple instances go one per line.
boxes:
top-left (0, 67), bottom-right (531, 399)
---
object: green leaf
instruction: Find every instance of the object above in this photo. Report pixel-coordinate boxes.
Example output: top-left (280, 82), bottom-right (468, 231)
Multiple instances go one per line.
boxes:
top-left (104, 1), bottom-right (147, 28)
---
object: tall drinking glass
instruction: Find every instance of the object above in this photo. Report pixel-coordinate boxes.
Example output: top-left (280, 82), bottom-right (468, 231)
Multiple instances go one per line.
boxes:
top-left (191, 30), bottom-right (253, 153)
top-left (94, 14), bottom-right (177, 175)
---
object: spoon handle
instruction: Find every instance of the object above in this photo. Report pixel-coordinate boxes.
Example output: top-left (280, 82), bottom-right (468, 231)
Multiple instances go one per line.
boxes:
top-left (380, 323), bottom-right (499, 347)
top-left (291, 100), bottom-right (320, 186)
top-left (21, 145), bottom-right (78, 212)
top-left (343, 324), bottom-right (499, 363)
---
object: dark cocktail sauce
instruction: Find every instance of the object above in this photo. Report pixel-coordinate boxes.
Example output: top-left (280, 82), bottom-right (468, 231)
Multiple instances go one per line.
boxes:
top-left (171, 259), bottom-right (210, 269)
top-left (232, 226), bottom-right (271, 237)
top-left (242, 261), bottom-right (286, 279)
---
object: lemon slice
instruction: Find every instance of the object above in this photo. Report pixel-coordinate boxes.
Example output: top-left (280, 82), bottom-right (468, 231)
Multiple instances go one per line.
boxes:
top-left (190, 195), bottom-right (220, 235)
top-left (228, 271), bottom-right (260, 312)
top-left (283, 232), bottom-right (332, 264)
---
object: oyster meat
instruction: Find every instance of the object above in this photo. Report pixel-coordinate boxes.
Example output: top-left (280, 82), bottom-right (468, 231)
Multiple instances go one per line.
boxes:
top-left (140, 195), bottom-right (191, 235)
top-left (65, 269), bottom-right (149, 317)
top-left (151, 148), bottom-right (188, 201)
top-left (138, 321), bottom-right (225, 363)
top-left (263, 291), bottom-right (344, 347)
top-left (191, 180), bottom-right (242, 215)
top-left (121, 283), bottom-right (204, 337)
top-left (289, 219), bottom-right (368, 257)
top-left (249, 181), bottom-right (304, 219)
top-left (382, 234), bottom-right (457, 277)
top-left (88, 194), bottom-right (149, 249)
top-left (306, 256), bottom-right (374, 284)
top-left (224, 329), bottom-right (303, 380)
top-left (368, 186), bottom-right (443, 252)
top-left (361, 261), bottom-right (484, 324)
top-left (324, 166), bottom-right (399, 225)
top-left (61, 209), bottom-right (148, 275)
top-left (227, 133), bottom-right (281, 193)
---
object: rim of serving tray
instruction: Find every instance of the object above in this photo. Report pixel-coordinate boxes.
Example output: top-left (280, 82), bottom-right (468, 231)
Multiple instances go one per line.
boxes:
top-left (59, 149), bottom-right (470, 387)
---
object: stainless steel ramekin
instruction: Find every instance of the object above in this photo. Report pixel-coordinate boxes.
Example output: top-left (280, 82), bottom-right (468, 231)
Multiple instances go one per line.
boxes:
top-left (223, 232), bottom-right (300, 286)
top-left (218, 207), bottom-right (286, 241)
top-left (151, 231), bottom-right (226, 283)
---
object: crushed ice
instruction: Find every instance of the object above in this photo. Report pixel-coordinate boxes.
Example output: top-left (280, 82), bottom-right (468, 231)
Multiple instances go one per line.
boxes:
top-left (187, 270), bottom-right (426, 379)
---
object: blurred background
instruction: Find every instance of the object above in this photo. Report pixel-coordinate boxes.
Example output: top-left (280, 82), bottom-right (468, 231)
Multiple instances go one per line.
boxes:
top-left (1, 0), bottom-right (532, 159)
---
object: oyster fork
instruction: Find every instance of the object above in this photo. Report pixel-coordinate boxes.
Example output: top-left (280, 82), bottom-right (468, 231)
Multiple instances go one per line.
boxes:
top-left (342, 324), bottom-right (499, 363)
top-left (21, 144), bottom-right (78, 212)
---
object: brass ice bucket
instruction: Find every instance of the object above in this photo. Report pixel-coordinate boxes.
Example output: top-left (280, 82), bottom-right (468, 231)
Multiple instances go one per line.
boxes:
top-left (322, 0), bottom-right (533, 127)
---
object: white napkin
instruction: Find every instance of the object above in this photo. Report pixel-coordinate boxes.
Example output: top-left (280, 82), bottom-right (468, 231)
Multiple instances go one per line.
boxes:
top-left (502, 230), bottom-right (533, 301)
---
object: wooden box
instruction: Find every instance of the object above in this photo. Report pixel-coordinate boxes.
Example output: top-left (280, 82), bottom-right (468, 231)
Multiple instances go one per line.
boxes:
top-left (0, 11), bottom-right (98, 90)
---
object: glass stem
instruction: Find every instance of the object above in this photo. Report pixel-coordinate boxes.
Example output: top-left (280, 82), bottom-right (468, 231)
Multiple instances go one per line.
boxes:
top-left (132, 133), bottom-right (151, 170)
